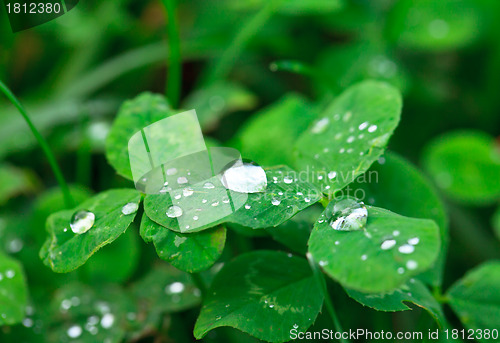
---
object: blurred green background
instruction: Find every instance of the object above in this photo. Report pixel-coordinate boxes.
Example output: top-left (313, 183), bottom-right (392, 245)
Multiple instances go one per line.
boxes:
top-left (1, 0), bottom-right (500, 342)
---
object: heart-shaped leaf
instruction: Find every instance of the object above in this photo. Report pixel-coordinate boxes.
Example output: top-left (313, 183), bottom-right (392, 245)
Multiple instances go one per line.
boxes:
top-left (308, 204), bottom-right (440, 292)
top-left (0, 252), bottom-right (28, 325)
top-left (140, 214), bottom-right (226, 273)
top-left (422, 130), bottom-right (500, 205)
top-left (144, 166), bottom-right (322, 232)
top-left (105, 92), bottom-right (176, 180)
top-left (194, 250), bottom-right (324, 343)
top-left (446, 262), bottom-right (500, 339)
top-left (346, 278), bottom-right (445, 327)
top-left (294, 80), bottom-right (402, 194)
top-left (40, 189), bottom-right (141, 273)
top-left (348, 151), bottom-right (448, 287)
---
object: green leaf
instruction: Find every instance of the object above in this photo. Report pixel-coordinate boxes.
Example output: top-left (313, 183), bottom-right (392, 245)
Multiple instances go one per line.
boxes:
top-left (0, 252), bottom-right (28, 326)
top-left (422, 131), bottom-right (500, 205)
top-left (140, 214), bottom-right (226, 273)
top-left (346, 278), bottom-right (445, 327)
top-left (233, 95), bottom-right (317, 167)
top-left (0, 164), bottom-right (38, 205)
top-left (447, 262), bottom-right (500, 338)
top-left (387, 0), bottom-right (481, 51)
top-left (81, 228), bottom-right (140, 283)
top-left (130, 263), bottom-right (202, 315)
top-left (144, 165), bottom-right (322, 232)
top-left (308, 205), bottom-right (440, 293)
top-left (194, 251), bottom-right (324, 343)
top-left (182, 82), bottom-right (258, 130)
top-left (349, 151), bottom-right (448, 287)
top-left (227, 0), bottom-right (345, 15)
top-left (105, 92), bottom-right (175, 180)
top-left (48, 283), bottom-right (135, 343)
top-left (40, 189), bottom-right (141, 273)
top-left (493, 206), bottom-right (500, 242)
top-left (294, 80), bottom-right (402, 194)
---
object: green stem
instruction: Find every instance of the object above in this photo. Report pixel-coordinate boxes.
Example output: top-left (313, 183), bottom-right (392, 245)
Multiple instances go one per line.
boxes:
top-left (162, 0), bottom-right (182, 108)
top-left (203, 0), bottom-right (283, 85)
top-left (307, 252), bottom-right (348, 343)
top-left (0, 80), bottom-right (74, 208)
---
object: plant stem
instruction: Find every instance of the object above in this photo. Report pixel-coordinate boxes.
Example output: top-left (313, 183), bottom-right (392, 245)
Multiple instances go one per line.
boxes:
top-left (0, 80), bottom-right (74, 208)
top-left (307, 252), bottom-right (349, 343)
top-left (203, 0), bottom-right (283, 85)
top-left (162, 0), bottom-right (182, 108)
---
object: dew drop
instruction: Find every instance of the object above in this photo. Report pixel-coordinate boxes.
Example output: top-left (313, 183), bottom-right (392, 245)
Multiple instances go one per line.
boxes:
top-left (398, 244), bottom-right (415, 254)
top-left (283, 176), bottom-right (293, 184)
top-left (166, 206), bottom-right (183, 218)
top-left (5, 269), bottom-right (15, 278)
top-left (222, 197), bottom-right (230, 204)
top-left (397, 267), bottom-right (405, 274)
top-left (177, 176), bottom-right (188, 184)
top-left (245, 204), bottom-right (251, 209)
top-left (220, 161), bottom-right (267, 193)
top-left (328, 171), bottom-right (337, 179)
top-left (121, 202), bottom-right (138, 215)
top-left (406, 260), bottom-right (418, 270)
top-left (392, 230), bottom-right (400, 236)
top-left (203, 182), bottom-right (215, 189)
top-left (174, 194), bottom-right (182, 200)
top-left (101, 313), bottom-right (114, 329)
top-left (183, 187), bottom-right (194, 197)
top-left (358, 122), bottom-right (369, 130)
top-left (271, 198), bottom-right (281, 206)
top-left (319, 260), bottom-right (328, 267)
top-left (368, 125), bottom-right (378, 133)
top-left (304, 197), bottom-right (311, 203)
top-left (67, 325), bottom-right (82, 338)
top-left (381, 239), bottom-right (396, 250)
top-left (347, 136), bottom-right (355, 143)
top-left (70, 210), bottom-right (95, 234)
top-left (311, 117), bottom-right (329, 134)
top-left (212, 201), bottom-right (220, 207)
top-left (408, 237), bottom-right (420, 245)
top-left (166, 168), bottom-right (177, 176)
top-left (166, 282), bottom-right (185, 294)
top-left (328, 199), bottom-right (368, 231)
top-left (202, 199), bottom-right (208, 204)
top-left (193, 216), bottom-right (199, 221)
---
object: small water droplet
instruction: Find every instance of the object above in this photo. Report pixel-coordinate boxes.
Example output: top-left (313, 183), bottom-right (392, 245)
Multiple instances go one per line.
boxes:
top-left (215, 315), bottom-right (222, 321)
top-left (343, 111), bottom-right (352, 122)
top-left (361, 254), bottom-right (367, 261)
top-left (397, 267), bottom-right (405, 274)
top-left (271, 198), bottom-right (281, 206)
top-left (202, 199), bottom-right (208, 204)
top-left (392, 230), bottom-right (400, 236)
top-left (174, 194), bottom-right (182, 200)
top-left (203, 182), bottom-right (215, 189)
top-left (67, 325), bottom-right (82, 338)
top-left (368, 125), bottom-right (378, 133)
top-left (406, 260), bottom-right (418, 270)
top-left (408, 237), bottom-right (419, 245)
top-left (121, 202), bottom-right (138, 215)
top-left (166, 282), bottom-right (185, 294)
top-left (177, 176), bottom-right (188, 184)
top-left (183, 187), bottom-right (194, 197)
top-left (328, 199), bottom-right (368, 231)
top-left (311, 118), bottom-right (329, 134)
top-left (70, 210), bottom-right (95, 234)
top-left (167, 168), bottom-right (177, 176)
top-left (221, 162), bottom-right (267, 193)
top-left (381, 239), bottom-right (396, 250)
top-left (304, 197), bottom-right (311, 203)
top-left (319, 260), bottom-right (328, 267)
top-left (398, 244), bottom-right (415, 254)
top-left (245, 204), bottom-right (251, 209)
top-left (293, 324), bottom-right (299, 329)
top-left (193, 216), bottom-right (199, 221)
top-left (101, 313), bottom-right (114, 329)
top-left (328, 171), bottom-right (337, 179)
top-left (222, 196), bottom-right (230, 204)
top-left (166, 206), bottom-right (183, 218)
top-left (359, 122), bottom-right (369, 130)
top-left (269, 304), bottom-right (275, 308)
top-left (347, 136), bottom-right (355, 143)
top-left (5, 270), bottom-right (15, 278)
top-left (212, 201), bottom-right (220, 207)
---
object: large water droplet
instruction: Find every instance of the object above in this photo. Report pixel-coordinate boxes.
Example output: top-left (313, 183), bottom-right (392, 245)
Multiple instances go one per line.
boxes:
top-left (121, 202), bottom-right (138, 215)
top-left (220, 161), bottom-right (267, 193)
top-left (328, 199), bottom-right (367, 231)
top-left (166, 206), bottom-right (183, 218)
top-left (70, 210), bottom-right (95, 234)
